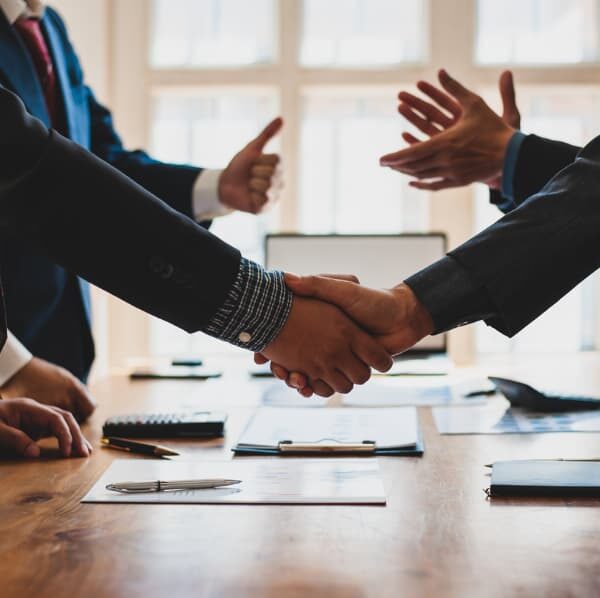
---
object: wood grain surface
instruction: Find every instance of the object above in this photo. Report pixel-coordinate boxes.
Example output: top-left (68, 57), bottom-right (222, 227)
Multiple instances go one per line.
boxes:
top-left (2, 354), bottom-right (600, 598)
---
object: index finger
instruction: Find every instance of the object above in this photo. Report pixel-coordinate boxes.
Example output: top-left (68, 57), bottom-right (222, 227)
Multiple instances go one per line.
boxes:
top-left (255, 153), bottom-right (280, 166)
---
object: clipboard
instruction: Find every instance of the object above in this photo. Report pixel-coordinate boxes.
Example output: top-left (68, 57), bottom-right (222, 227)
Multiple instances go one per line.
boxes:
top-left (233, 407), bottom-right (424, 456)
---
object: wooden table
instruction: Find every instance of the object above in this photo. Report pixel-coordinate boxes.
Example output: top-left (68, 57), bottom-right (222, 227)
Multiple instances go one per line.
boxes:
top-left (2, 354), bottom-right (600, 598)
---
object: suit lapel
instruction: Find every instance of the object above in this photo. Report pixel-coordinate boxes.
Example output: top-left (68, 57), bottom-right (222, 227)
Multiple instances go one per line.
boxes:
top-left (0, 9), bottom-right (50, 127)
top-left (41, 13), bottom-right (76, 140)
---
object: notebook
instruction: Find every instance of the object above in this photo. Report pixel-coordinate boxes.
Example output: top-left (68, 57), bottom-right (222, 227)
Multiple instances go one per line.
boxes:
top-left (233, 407), bottom-right (423, 456)
top-left (489, 460), bottom-right (600, 497)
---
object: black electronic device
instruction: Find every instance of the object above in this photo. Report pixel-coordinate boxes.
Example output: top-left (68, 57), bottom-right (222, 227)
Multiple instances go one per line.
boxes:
top-left (103, 411), bottom-right (227, 438)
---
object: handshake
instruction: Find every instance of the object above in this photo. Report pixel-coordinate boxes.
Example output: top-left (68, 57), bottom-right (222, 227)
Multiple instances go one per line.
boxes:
top-left (256, 274), bottom-right (434, 397)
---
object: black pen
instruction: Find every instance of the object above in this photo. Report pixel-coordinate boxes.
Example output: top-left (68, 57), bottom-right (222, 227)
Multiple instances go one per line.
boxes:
top-left (101, 437), bottom-right (180, 457)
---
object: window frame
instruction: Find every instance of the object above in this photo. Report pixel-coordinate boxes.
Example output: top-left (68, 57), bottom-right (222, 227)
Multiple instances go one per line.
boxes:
top-left (105, 0), bottom-right (600, 367)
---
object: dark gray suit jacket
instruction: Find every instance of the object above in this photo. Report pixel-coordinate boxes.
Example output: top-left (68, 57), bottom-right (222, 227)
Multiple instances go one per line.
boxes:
top-left (0, 85), bottom-right (241, 335)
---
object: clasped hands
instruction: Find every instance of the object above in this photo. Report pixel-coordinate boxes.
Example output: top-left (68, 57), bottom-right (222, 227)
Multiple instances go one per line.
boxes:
top-left (256, 275), bottom-right (434, 397)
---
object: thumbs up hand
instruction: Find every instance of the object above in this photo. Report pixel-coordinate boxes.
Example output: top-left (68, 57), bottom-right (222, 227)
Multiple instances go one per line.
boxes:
top-left (381, 70), bottom-right (516, 192)
top-left (218, 117), bottom-right (284, 214)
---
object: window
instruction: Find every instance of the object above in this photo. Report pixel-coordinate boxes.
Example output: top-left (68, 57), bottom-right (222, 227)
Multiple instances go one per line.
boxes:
top-left (108, 0), bottom-right (600, 364)
top-left (476, 0), bottom-right (600, 64)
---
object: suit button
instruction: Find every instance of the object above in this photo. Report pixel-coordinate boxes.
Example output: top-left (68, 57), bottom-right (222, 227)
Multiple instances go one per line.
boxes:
top-left (148, 256), bottom-right (166, 274)
top-left (160, 264), bottom-right (174, 279)
top-left (238, 332), bottom-right (252, 344)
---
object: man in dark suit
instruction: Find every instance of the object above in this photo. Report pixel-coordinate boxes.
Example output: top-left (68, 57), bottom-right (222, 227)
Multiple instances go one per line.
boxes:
top-left (0, 85), bottom-right (393, 403)
top-left (0, 0), bottom-right (283, 393)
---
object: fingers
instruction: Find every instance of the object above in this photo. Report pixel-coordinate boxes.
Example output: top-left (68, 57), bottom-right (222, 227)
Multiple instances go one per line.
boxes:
top-left (351, 333), bottom-right (393, 374)
top-left (402, 132), bottom-right (421, 145)
top-left (44, 409), bottom-right (73, 457)
top-left (50, 407), bottom-right (90, 457)
top-left (284, 274), bottom-right (358, 311)
top-left (397, 102), bottom-right (442, 137)
top-left (409, 178), bottom-right (463, 191)
top-left (254, 353), bottom-right (268, 365)
top-left (438, 69), bottom-right (479, 106)
top-left (249, 117), bottom-right (283, 152)
top-left (309, 380), bottom-right (335, 398)
top-left (416, 80), bottom-right (462, 118)
top-left (380, 134), bottom-right (444, 167)
top-left (398, 91), bottom-right (455, 128)
top-left (255, 153), bottom-right (279, 166)
top-left (317, 274), bottom-right (360, 283)
top-left (325, 370), bottom-right (354, 395)
top-left (0, 421), bottom-right (39, 457)
top-left (499, 70), bottom-right (520, 128)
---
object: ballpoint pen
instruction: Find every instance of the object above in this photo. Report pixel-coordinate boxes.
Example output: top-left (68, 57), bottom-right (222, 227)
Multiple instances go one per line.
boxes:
top-left (101, 437), bottom-right (180, 457)
top-left (106, 479), bottom-right (242, 493)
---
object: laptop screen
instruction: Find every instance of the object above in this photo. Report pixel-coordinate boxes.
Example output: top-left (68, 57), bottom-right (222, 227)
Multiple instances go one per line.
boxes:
top-left (265, 234), bottom-right (446, 353)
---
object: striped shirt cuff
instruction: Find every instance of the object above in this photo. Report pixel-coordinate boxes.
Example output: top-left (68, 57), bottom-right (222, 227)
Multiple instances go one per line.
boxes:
top-left (202, 257), bottom-right (293, 352)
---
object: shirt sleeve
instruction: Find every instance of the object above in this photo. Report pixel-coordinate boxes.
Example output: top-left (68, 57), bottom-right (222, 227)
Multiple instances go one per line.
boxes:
top-left (192, 169), bottom-right (233, 221)
top-left (404, 256), bottom-right (498, 335)
top-left (499, 131), bottom-right (527, 208)
top-left (202, 257), bottom-right (293, 352)
top-left (0, 331), bottom-right (32, 386)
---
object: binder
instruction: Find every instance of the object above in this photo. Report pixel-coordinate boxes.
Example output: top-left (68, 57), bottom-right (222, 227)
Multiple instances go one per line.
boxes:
top-left (488, 460), bottom-right (600, 497)
top-left (233, 407), bottom-right (424, 456)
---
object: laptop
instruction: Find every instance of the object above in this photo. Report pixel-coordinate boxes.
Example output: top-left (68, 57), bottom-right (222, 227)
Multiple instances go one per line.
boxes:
top-left (258, 233), bottom-right (450, 376)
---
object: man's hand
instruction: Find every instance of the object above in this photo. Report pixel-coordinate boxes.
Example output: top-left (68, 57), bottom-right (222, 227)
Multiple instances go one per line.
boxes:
top-left (380, 69), bottom-right (517, 191)
top-left (259, 294), bottom-right (394, 397)
top-left (0, 398), bottom-right (92, 458)
top-left (257, 274), bottom-right (433, 396)
top-left (396, 70), bottom-right (520, 190)
top-left (218, 117), bottom-right (284, 214)
top-left (0, 357), bottom-right (96, 422)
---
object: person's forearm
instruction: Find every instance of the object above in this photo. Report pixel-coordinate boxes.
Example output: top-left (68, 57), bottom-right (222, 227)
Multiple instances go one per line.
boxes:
top-left (451, 134), bottom-right (600, 337)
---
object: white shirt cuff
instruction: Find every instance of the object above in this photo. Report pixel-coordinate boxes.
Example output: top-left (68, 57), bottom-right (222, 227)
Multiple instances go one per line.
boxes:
top-left (192, 169), bottom-right (232, 221)
top-left (0, 331), bottom-right (32, 386)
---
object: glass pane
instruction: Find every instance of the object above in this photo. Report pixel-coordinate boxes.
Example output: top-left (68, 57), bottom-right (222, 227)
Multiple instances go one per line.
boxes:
top-left (150, 0), bottom-right (276, 67)
top-left (149, 89), bottom-right (279, 356)
top-left (474, 88), bottom-right (600, 354)
top-left (301, 0), bottom-right (427, 67)
top-left (299, 89), bottom-right (429, 234)
top-left (476, 0), bottom-right (600, 64)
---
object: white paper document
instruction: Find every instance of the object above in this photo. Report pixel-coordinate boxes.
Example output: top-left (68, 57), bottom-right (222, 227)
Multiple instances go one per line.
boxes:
top-left (236, 406), bottom-right (419, 452)
top-left (341, 376), bottom-right (493, 407)
top-left (81, 458), bottom-right (386, 505)
top-left (433, 401), bottom-right (600, 435)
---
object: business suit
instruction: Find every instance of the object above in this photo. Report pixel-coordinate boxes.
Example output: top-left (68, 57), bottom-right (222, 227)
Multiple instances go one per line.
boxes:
top-left (0, 6), bottom-right (206, 381)
top-left (0, 86), bottom-right (240, 334)
top-left (490, 134), bottom-right (581, 213)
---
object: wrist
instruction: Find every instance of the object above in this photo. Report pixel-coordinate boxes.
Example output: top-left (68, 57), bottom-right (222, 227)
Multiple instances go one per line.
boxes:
top-left (391, 283), bottom-right (434, 339)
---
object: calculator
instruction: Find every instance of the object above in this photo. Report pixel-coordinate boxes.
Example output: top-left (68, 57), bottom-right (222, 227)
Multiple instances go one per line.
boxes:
top-left (102, 411), bottom-right (227, 438)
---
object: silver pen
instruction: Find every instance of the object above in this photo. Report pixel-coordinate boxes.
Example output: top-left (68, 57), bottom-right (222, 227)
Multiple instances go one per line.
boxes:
top-left (106, 478), bottom-right (242, 493)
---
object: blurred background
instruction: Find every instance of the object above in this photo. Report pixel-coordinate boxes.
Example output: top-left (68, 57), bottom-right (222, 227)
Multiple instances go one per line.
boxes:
top-left (51, 0), bottom-right (600, 378)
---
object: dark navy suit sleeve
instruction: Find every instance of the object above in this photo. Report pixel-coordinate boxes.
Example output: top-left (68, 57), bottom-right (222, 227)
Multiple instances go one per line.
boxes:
top-left (511, 134), bottom-right (581, 205)
top-left (0, 86), bottom-right (240, 333)
top-left (86, 87), bottom-right (205, 223)
top-left (407, 134), bottom-right (600, 338)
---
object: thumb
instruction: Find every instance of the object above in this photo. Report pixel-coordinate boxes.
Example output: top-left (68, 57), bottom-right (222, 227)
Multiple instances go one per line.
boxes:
top-left (0, 422), bottom-right (39, 457)
top-left (499, 70), bottom-right (520, 128)
top-left (438, 69), bottom-right (478, 106)
top-left (248, 117), bottom-right (283, 152)
top-left (285, 273), bottom-right (358, 310)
